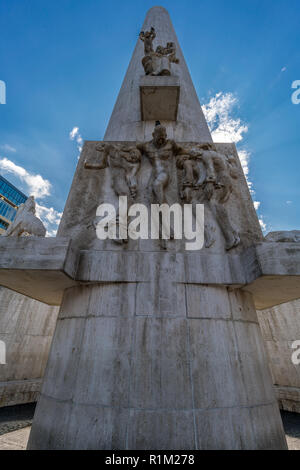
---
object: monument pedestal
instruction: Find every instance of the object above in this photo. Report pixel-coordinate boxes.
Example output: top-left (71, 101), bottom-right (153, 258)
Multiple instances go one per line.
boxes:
top-left (28, 271), bottom-right (286, 449)
top-left (140, 76), bottom-right (180, 121)
top-left (27, 250), bottom-right (287, 449)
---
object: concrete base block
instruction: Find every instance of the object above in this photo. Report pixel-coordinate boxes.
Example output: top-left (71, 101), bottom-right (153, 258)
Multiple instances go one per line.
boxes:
top-left (28, 282), bottom-right (287, 449)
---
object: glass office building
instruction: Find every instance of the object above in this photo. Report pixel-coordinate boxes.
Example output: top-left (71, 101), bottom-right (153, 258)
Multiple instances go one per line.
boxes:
top-left (0, 175), bottom-right (27, 233)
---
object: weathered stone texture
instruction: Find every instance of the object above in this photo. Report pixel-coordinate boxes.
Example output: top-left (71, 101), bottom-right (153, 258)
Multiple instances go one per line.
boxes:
top-left (28, 281), bottom-right (287, 449)
top-left (258, 299), bottom-right (300, 413)
top-left (0, 287), bottom-right (59, 407)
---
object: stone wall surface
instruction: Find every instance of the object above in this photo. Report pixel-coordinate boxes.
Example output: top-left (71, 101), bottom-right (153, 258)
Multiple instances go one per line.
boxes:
top-left (0, 287), bottom-right (59, 407)
top-left (28, 282), bottom-right (287, 449)
top-left (258, 299), bottom-right (300, 413)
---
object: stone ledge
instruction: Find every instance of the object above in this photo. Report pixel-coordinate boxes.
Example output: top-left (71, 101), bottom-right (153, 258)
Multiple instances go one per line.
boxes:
top-left (242, 242), bottom-right (300, 309)
top-left (276, 385), bottom-right (300, 414)
top-left (0, 379), bottom-right (42, 407)
top-left (76, 250), bottom-right (246, 285)
top-left (0, 237), bottom-right (78, 305)
top-left (1, 238), bottom-right (300, 309)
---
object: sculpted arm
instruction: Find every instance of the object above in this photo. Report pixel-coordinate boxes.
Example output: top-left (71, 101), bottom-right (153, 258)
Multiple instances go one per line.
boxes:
top-left (172, 141), bottom-right (186, 156)
top-left (150, 27), bottom-right (156, 40)
top-left (136, 142), bottom-right (147, 155)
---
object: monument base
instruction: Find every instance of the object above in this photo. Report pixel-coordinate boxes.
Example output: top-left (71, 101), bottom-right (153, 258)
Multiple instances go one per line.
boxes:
top-left (28, 262), bottom-right (287, 449)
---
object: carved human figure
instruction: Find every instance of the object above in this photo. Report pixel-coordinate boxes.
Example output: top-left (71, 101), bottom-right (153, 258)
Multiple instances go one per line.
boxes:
top-left (137, 122), bottom-right (182, 203)
top-left (176, 152), bottom-right (205, 202)
top-left (176, 144), bottom-right (240, 250)
top-left (164, 42), bottom-right (179, 65)
top-left (139, 28), bottom-right (179, 76)
top-left (4, 196), bottom-right (46, 237)
top-left (198, 147), bottom-right (237, 203)
top-left (198, 145), bottom-right (240, 250)
top-left (93, 144), bottom-right (141, 244)
top-left (95, 144), bottom-right (141, 200)
top-left (176, 150), bottom-right (215, 248)
top-left (139, 27), bottom-right (156, 54)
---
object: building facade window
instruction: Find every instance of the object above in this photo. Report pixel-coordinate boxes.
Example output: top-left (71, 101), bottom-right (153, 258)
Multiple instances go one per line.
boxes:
top-left (0, 176), bottom-right (27, 206)
top-left (0, 175), bottom-right (28, 232)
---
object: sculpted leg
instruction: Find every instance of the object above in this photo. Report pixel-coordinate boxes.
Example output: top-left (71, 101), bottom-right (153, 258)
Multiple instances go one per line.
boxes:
top-left (212, 203), bottom-right (240, 250)
top-left (153, 171), bottom-right (168, 204)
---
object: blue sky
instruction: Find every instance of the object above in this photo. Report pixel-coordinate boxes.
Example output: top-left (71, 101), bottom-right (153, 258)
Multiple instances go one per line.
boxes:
top-left (0, 0), bottom-right (299, 234)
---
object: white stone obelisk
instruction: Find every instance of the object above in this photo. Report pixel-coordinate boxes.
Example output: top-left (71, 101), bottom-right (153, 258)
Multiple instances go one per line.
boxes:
top-left (104, 6), bottom-right (212, 143)
top-left (28, 6), bottom-right (287, 449)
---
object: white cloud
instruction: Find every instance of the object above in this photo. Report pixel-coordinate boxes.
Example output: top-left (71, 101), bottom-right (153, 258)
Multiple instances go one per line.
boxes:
top-left (69, 127), bottom-right (79, 140)
top-left (0, 144), bottom-right (16, 153)
top-left (259, 217), bottom-right (267, 232)
top-left (69, 126), bottom-right (83, 156)
top-left (0, 157), bottom-right (51, 198)
top-left (35, 203), bottom-right (62, 237)
top-left (286, 200), bottom-right (293, 204)
top-left (281, 67), bottom-right (287, 72)
top-left (253, 201), bottom-right (261, 210)
top-left (202, 92), bottom-right (248, 144)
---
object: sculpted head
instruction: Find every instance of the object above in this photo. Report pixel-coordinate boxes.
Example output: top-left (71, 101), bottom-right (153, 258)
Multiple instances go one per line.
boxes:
top-left (189, 148), bottom-right (201, 158)
top-left (127, 147), bottom-right (141, 163)
top-left (145, 30), bottom-right (152, 39)
top-left (152, 121), bottom-right (167, 147)
top-left (155, 45), bottom-right (164, 55)
top-left (201, 143), bottom-right (216, 152)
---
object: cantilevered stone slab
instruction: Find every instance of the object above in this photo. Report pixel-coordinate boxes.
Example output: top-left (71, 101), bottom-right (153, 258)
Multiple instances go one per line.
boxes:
top-left (0, 237), bottom-right (78, 305)
top-left (242, 242), bottom-right (300, 309)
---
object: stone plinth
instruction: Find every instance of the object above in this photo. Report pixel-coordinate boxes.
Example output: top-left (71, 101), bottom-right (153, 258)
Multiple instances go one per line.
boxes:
top-left (140, 76), bottom-right (180, 121)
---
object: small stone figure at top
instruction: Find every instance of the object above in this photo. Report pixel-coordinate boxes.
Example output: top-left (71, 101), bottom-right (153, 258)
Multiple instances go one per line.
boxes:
top-left (139, 27), bottom-right (179, 76)
top-left (139, 27), bottom-right (156, 54)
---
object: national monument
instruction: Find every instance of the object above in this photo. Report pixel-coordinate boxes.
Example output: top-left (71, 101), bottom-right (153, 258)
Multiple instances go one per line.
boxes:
top-left (1, 6), bottom-right (300, 449)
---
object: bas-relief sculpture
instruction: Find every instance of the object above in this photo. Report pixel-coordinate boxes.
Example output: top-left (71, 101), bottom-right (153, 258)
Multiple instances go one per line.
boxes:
top-left (136, 122), bottom-right (183, 203)
top-left (85, 122), bottom-right (241, 251)
top-left (139, 27), bottom-right (179, 76)
top-left (94, 143), bottom-right (141, 200)
top-left (176, 143), bottom-right (240, 250)
top-left (3, 196), bottom-right (46, 238)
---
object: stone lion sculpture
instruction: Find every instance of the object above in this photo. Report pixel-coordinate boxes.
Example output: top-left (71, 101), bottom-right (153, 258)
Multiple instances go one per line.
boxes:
top-left (4, 195), bottom-right (46, 237)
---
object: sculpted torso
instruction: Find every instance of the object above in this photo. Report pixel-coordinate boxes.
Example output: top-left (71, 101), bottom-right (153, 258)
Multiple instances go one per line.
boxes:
top-left (138, 129), bottom-right (181, 203)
